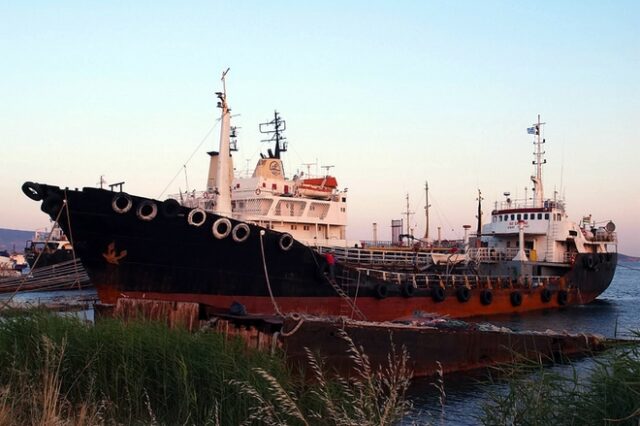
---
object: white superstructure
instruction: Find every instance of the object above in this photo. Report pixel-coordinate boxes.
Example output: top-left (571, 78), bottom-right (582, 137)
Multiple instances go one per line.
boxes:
top-left (475, 116), bottom-right (617, 264)
top-left (169, 78), bottom-right (348, 246)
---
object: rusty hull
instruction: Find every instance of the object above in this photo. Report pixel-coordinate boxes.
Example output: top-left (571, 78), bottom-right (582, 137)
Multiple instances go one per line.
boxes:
top-left (280, 316), bottom-right (608, 378)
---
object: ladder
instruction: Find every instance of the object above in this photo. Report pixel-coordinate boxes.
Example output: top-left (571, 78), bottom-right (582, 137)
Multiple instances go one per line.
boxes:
top-left (326, 276), bottom-right (367, 320)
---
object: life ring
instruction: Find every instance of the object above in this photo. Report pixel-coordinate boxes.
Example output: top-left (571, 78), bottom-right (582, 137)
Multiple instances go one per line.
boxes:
top-left (375, 283), bottom-right (388, 299)
top-left (279, 233), bottom-right (294, 251)
top-left (456, 286), bottom-right (471, 303)
top-left (187, 208), bottom-right (207, 227)
top-left (161, 198), bottom-right (181, 219)
top-left (41, 194), bottom-right (63, 216)
top-left (136, 200), bottom-right (157, 221)
top-left (480, 289), bottom-right (493, 306)
top-left (255, 188), bottom-right (261, 195)
top-left (541, 288), bottom-right (552, 303)
top-left (112, 194), bottom-right (133, 214)
top-left (510, 291), bottom-right (522, 307)
top-left (557, 290), bottom-right (568, 306)
top-left (431, 286), bottom-right (445, 303)
top-left (22, 181), bottom-right (44, 201)
top-left (231, 223), bottom-right (250, 243)
top-left (401, 282), bottom-right (415, 298)
top-left (212, 217), bottom-right (232, 239)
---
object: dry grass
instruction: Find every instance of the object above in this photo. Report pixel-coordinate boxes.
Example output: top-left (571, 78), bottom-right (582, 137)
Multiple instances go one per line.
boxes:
top-left (231, 328), bottom-right (415, 426)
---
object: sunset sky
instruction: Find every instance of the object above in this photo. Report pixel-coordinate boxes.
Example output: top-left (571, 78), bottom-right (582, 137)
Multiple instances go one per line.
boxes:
top-left (1, 1), bottom-right (639, 255)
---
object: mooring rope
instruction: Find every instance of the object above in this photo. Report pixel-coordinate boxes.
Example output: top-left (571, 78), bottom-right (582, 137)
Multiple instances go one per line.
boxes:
top-left (63, 190), bottom-right (82, 290)
top-left (258, 230), bottom-right (283, 317)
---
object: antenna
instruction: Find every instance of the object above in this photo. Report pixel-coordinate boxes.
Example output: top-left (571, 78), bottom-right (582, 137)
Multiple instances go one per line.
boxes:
top-left (301, 162), bottom-right (316, 176)
top-left (321, 165), bottom-right (334, 175)
top-left (259, 110), bottom-right (288, 158)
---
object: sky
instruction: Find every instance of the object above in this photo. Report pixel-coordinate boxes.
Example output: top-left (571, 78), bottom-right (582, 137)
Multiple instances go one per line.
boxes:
top-left (1, 1), bottom-right (639, 255)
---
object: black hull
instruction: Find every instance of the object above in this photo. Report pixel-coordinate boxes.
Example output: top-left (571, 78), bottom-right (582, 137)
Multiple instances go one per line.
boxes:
top-left (25, 183), bottom-right (617, 320)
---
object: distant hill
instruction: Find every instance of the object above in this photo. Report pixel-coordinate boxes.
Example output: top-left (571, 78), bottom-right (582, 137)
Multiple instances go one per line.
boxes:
top-left (0, 228), bottom-right (33, 253)
top-left (619, 253), bottom-right (640, 262)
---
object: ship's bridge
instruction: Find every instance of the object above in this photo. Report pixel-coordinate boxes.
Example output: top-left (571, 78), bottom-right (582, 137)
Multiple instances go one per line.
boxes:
top-left (486, 198), bottom-right (567, 236)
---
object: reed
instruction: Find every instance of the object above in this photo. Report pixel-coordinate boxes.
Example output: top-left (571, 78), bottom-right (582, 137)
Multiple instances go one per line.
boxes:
top-left (230, 328), bottom-right (414, 426)
top-left (480, 341), bottom-right (640, 425)
top-left (0, 308), bottom-right (288, 425)
top-left (0, 309), bottom-right (416, 425)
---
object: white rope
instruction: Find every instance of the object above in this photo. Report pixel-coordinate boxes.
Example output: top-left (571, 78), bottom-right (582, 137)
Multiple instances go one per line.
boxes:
top-left (280, 315), bottom-right (305, 337)
top-left (63, 190), bottom-right (82, 289)
top-left (258, 230), bottom-right (283, 316)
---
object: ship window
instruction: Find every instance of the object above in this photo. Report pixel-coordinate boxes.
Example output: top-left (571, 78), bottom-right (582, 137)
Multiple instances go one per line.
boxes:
top-left (303, 225), bottom-right (310, 231)
top-left (545, 213), bottom-right (549, 220)
top-left (510, 214), bottom-right (515, 220)
top-left (524, 213), bottom-right (528, 220)
top-left (262, 183), bottom-right (266, 188)
top-left (504, 215), bottom-right (508, 221)
top-left (342, 197), bottom-right (346, 202)
top-left (516, 214), bottom-right (521, 220)
top-left (272, 183), bottom-right (277, 190)
top-left (537, 213), bottom-right (542, 220)
top-left (284, 185), bottom-right (289, 193)
top-left (341, 207), bottom-right (345, 212)
top-left (291, 225), bottom-right (297, 230)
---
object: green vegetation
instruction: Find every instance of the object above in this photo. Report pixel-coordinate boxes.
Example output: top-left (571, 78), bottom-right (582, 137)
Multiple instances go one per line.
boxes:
top-left (481, 344), bottom-right (640, 425)
top-left (0, 309), bottom-right (413, 425)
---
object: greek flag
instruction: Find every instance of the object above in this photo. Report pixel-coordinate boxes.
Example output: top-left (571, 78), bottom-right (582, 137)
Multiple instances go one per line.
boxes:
top-left (527, 126), bottom-right (537, 135)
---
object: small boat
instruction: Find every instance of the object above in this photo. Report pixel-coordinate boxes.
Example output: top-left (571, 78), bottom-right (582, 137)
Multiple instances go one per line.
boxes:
top-left (21, 74), bottom-right (616, 320)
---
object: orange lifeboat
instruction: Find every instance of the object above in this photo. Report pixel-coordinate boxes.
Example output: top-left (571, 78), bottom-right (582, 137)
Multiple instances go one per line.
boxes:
top-left (297, 176), bottom-right (338, 200)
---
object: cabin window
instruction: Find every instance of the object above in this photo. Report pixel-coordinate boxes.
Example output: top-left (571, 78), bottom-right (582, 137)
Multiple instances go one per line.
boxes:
top-left (342, 197), bottom-right (347, 202)
top-left (545, 213), bottom-right (549, 220)
top-left (284, 185), bottom-right (289, 193)
top-left (291, 225), bottom-right (297, 230)
top-left (516, 214), bottom-right (521, 220)
top-left (498, 216), bottom-right (502, 222)
top-left (504, 215), bottom-right (508, 221)
top-left (303, 225), bottom-right (310, 231)
top-left (262, 183), bottom-right (266, 188)
top-left (537, 213), bottom-right (542, 220)
top-left (510, 214), bottom-right (515, 220)
top-left (524, 213), bottom-right (528, 220)
top-left (272, 183), bottom-right (277, 190)
top-left (340, 207), bottom-right (346, 212)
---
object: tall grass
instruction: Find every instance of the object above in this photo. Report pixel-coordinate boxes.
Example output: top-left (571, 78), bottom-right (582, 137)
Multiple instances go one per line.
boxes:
top-left (0, 310), bottom-right (415, 425)
top-left (0, 308), bottom-right (288, 425)
top-left (480, 343), bottom-right (640, 425)
top-left (230, 329), bottom-right (414, 426)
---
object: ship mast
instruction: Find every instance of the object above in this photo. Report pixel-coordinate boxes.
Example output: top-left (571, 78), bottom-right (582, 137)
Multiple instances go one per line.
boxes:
top-left (214, 68), bottom-right (233, 217)
top-left (530, 114), bottom-right (546, 207)
top-left (402, 193), bottom-right (414, 239)
top-left (423, 181), bottom-right (430, 241)
top-left (476, 189), bottom-right (483, 247)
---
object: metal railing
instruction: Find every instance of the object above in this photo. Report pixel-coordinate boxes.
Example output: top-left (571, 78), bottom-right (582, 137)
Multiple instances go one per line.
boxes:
top-left (349, 266), bottom-right (558, 290)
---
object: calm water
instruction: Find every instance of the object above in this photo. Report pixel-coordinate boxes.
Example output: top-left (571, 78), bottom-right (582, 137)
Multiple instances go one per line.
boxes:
top-left (406, 262), bottom-right (640, 425)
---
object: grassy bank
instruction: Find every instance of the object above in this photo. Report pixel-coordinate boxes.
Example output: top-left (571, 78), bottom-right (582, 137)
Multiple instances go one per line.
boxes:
top-left (0, 310), bottom-right (412, 425)
top-left (481, 343), bottom-right (640, 425)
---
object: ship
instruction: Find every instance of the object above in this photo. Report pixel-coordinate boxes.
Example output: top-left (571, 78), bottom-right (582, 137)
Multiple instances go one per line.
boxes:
top-left (21, 74), bottom-right (617, 320)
